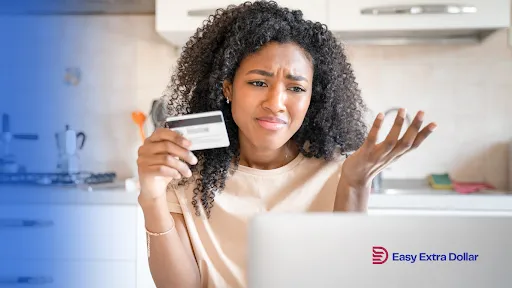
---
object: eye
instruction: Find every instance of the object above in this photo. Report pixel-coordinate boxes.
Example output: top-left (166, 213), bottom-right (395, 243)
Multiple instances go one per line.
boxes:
top-left (289, 86), bottom-right (306, 93)
top-left (248, 81), bottom-right (267, 87)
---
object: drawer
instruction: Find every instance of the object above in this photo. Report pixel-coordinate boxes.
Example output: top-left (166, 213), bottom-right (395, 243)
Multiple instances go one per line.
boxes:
top-left (0, 260), bottom-right (136, 288)
top-left (0, 204), bottom-right (137, 260)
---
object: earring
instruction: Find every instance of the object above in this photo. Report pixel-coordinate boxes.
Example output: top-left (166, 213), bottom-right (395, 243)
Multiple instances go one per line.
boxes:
top-left (226, 98), bottom-right (230, 104)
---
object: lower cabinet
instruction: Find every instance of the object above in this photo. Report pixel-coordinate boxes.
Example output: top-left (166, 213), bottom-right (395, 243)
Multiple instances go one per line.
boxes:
top-left (0, 260), bottom-right (136, 288)
top-left (0, 202), bottom-right (140, 288)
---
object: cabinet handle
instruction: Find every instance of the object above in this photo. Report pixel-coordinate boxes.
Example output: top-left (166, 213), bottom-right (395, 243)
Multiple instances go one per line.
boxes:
top-left (361, 4), bottom-right (477, 15)
top-left (0, 276), bottom-right (54, 285)
top-left (0, 219), bottom-right (54, 228)
top-left (187, 9), bottom-right (218, 17)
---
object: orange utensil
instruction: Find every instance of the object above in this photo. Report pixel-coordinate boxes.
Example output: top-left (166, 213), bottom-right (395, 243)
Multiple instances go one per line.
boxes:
top-left (131, 111), bottom-right (147, 142)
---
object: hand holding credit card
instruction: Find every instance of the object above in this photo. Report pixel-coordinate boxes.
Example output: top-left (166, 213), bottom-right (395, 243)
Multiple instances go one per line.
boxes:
top-left (164, 111), bottom-right (230, 151)
top-left (136, 111), bottom-right (229, 202)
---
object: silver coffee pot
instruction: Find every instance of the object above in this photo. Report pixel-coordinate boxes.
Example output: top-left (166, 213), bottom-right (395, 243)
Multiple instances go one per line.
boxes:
top-left (55, 125), bottom-right (86, 174)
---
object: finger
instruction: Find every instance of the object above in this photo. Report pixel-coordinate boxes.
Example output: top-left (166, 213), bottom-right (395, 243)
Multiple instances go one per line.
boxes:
top-left (410, 122), bottom-right (437, 149)
top-left (139, 141), bottom-right (198, 165)
top-left (364, 113), bottom-right (384, 149)
top-left (379, 108), bottom-right (406, 154)
top-left (139, 154), bottom-right (193, 178)
top-left (143, 165), bottom-right (183, 180)
top-left (147, 128), bottom-right (192, 149)
top-left (389, 110), bottom-right (425, 156)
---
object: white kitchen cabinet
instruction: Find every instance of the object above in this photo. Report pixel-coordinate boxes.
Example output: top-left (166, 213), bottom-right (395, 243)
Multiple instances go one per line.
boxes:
top-left (0, 199), bottom-right (140, 288)
top-left (136, 206), bottom-right (157, 288)
top-left (0, 260), bottom-right (135, 288)
top-left (156, 0), bottom-right (328, 47)
top-left (0, 204), bottom-right (137, 260)
top-left (0, 0), bottom-right (155, 14)
top-left (327, 0), bottom-right (511, 31)
top-left (156, 0), bottom-right (246, 33)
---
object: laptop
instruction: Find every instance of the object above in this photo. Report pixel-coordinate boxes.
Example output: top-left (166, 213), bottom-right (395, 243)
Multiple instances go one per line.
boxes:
top-left (247, 213), bottom-right (512, 288)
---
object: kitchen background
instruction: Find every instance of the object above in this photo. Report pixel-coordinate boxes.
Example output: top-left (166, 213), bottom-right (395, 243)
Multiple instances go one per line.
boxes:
top-left (1, 3), bottom-right (511, 287)
top-left (2, 14), bottom-right (512, 191)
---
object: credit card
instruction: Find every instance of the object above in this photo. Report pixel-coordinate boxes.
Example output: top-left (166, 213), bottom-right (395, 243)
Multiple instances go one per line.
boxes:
top-left (164, 111), bottom-right (230, 151)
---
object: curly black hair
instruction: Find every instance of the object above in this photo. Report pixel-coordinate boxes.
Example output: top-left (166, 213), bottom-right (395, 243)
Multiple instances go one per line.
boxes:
top-left (162, 0), bottom-right (368, 218)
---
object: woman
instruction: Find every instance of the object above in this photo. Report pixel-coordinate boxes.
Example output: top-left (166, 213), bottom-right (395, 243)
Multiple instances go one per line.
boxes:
top-left (137, 1), bottom-right (436, 287)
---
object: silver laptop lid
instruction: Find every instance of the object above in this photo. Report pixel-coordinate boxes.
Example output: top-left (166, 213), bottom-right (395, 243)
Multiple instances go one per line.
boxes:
top-left (248, 213), bottom-right (512, 288)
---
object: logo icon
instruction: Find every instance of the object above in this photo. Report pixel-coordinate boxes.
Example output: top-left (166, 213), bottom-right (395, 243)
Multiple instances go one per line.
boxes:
top-left (372, 246), bottom-right (389, 264)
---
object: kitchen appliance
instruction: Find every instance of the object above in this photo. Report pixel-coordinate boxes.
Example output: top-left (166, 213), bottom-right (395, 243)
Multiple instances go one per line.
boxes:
top-left (0, 113), bottom-right (38, 173)
top-left (0, 119), bottom-right (116, 189)
top-left (55, 125), bottom-right (86, 174)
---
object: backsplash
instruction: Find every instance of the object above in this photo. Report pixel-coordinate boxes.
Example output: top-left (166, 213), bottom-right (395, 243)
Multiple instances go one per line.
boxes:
top-left (345, 34), bottom-right (512, 190)
top-left (4, 15), bottom-right (511, 190)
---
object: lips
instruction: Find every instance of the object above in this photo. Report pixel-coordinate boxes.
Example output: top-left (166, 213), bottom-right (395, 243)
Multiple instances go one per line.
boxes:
top-left (256, 116), bottom-right (288, 131)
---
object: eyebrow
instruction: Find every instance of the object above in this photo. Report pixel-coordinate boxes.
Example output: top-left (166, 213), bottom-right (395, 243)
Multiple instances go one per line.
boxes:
top-left (246, 69), bottom-right (308, 82)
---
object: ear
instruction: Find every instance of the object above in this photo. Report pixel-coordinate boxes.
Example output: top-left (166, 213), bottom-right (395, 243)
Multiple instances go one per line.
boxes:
top-left (222, 80), bottom-right (233, 102)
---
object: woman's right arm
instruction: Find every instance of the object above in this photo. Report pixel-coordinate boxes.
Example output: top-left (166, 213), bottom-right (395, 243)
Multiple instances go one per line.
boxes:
top-left (137, 128), bottom-right (201, 288)
top-left (139, 198), bottom-right (200, 288)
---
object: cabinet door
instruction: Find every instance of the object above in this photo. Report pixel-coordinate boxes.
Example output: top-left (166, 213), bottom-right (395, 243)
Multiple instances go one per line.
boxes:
top-left (0, 0), bottom-right (155, 14)
top-left (157, 0), bottom-right (247, 33)
top-left (158, 0), bottom-right (326, 30)
top-left (0, 204), bottom-right (137, 260)
top-left (156, 0), bottom-right (328, 46)
top-left (328, 0), bottom-right (510, 31)
top-left (0, 260), bottom-right (135, 288)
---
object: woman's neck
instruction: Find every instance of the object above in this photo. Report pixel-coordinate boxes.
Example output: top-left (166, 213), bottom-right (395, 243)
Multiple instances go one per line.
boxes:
top-left (238, 139), bottom-right (298, 170)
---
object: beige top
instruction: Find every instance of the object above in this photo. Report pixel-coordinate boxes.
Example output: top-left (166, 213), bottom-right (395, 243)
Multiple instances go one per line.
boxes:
top-left (167, 153), bottom-right (345, 288)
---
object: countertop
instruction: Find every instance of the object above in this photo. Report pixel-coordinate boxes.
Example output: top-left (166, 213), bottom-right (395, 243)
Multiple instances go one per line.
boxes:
top-left (376, 178), bottom-right (508, 195)
top-left (369, 179), bottom-right (512, 212)
top-left (0, 179), bottom-right (511, 211)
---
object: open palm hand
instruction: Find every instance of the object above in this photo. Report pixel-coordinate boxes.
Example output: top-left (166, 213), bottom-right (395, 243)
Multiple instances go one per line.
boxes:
top-left (341, 108), bottom-right (437, 188)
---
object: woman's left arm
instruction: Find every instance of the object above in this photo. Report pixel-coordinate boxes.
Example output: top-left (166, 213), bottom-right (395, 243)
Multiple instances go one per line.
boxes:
top-left (334, 174), bottom-right (371, 212)
top-left (334, 108), bottom-right (437, 212)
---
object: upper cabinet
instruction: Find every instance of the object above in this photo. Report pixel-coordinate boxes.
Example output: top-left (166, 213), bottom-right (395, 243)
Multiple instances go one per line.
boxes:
top-left (327, 0), bottom-right (511, 31)
top-left (156, 0), bottom-right (327, 47)
top-left (0, 0), bottom-right (155, 14)
top-left (156, 0), bottom-right (511, 47)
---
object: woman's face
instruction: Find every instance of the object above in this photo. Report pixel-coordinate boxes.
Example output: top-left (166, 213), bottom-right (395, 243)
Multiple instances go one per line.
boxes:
top-left (223, 42), bottom-right (313, 150)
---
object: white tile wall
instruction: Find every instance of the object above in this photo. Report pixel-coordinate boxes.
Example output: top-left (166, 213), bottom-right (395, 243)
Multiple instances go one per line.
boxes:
top-left (345, 33), bottom-right (512, 190)
top-left (4, 15), bottom-right (511, 190)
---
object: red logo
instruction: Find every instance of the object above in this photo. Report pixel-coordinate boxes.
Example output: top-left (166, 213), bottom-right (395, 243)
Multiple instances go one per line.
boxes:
top-left (372, 246), bottom-right (389, 264)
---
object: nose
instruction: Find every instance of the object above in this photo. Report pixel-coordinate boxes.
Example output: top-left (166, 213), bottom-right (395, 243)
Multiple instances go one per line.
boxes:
top-left (262, 85), bottom-right (286, 113)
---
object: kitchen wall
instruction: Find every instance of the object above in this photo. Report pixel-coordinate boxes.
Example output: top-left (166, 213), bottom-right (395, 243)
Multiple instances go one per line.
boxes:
top-left (346, 32), bottom-right (512, 190)
top-left (5, 15), bottom-right (511, 190)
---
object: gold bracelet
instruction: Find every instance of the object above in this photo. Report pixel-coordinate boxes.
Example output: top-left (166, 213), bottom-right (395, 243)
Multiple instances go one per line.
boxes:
top-left (146, 221), bottom-right (175, 259)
